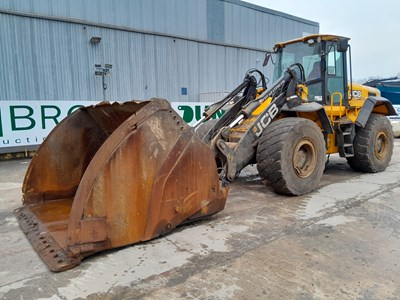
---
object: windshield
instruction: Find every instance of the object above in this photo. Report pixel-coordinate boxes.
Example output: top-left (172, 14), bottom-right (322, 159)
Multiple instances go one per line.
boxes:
top-left (273, 42), bottom-right (322, 82)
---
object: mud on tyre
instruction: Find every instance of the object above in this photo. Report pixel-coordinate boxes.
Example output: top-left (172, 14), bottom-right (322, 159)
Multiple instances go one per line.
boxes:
top-left (347, 113), bottom-right (393, 172)
top-left (256, 118), bottom-right (326, 196)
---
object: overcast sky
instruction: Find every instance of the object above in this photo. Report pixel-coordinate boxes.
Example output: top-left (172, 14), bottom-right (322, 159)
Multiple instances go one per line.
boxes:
top-left (244, 0), bottom-right (400, 81)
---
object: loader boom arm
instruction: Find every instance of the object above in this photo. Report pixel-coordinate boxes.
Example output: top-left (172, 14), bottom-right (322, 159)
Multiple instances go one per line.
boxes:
top-left (205, 65), bottom-right (304, 182)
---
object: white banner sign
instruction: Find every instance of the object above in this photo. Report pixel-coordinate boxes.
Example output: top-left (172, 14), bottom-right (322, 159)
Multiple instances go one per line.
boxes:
top-left (0, 101), bottom-right (222, 152)
top-left (1, 101), bottom-right (398, 152)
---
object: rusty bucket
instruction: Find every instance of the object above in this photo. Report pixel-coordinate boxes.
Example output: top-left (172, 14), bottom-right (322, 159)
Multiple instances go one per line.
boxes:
top-left (15, 99), bottom-right (228, 271)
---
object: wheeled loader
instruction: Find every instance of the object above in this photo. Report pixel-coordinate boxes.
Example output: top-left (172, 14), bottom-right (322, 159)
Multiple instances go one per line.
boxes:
top-left (16, 34), bottom-right (396, 271)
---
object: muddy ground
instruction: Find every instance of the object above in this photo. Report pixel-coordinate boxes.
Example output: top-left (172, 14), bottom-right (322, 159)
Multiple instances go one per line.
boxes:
top-left (0, 141), bottom-right (399, 299)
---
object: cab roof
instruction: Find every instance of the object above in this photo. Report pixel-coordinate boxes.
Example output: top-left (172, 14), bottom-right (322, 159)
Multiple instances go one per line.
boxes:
top-left (274, 34), bottom-right (350, 50)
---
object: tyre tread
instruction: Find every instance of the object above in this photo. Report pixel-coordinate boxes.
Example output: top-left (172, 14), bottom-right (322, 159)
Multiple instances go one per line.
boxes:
top-left (256, 118), bottom-right (325, 195)
top-left (347, 114), bottom-right (393, 172)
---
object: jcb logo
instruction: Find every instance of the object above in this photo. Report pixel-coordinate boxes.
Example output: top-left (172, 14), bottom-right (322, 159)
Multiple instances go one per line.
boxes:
top-left (352, 90), bottom-right (362, 98)
top-left (253, 104), bottom-right (279, 137)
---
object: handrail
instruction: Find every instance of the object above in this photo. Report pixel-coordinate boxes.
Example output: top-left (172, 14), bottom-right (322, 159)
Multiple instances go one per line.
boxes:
top-left (329, 92), bottom-right (343, 122)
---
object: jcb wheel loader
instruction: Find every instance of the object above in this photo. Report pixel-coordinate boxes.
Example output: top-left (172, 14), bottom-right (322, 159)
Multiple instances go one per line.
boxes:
top-left (16, 34), bottom-right (396, 271)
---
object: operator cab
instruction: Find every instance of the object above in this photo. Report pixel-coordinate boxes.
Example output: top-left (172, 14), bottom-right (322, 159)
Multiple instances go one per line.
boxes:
top-left (271, 34), bottom-right (350, 106)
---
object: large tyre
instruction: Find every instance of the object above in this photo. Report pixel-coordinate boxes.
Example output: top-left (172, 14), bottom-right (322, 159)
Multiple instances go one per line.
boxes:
top-left (347, 113), bottom-right (393, 172)
top-left (256, 118), bottom-right (326, 195)
top-left (195, 119), bottom-right (218, 140)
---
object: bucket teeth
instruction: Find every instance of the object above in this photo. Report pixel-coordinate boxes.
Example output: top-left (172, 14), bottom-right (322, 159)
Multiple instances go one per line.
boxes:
top-left (15, 207), bottom-right (81, 272)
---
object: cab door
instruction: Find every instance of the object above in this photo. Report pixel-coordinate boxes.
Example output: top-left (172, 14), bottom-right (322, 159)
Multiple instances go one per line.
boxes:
top-left (326, 42), bottom-right (347, 106)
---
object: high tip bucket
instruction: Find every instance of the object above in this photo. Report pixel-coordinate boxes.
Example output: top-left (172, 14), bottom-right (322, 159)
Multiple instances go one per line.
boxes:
top-left (16, 99), bottom-right (228, 271)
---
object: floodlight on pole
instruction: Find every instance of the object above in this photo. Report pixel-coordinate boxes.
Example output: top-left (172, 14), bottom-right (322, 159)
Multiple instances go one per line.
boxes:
top-left (95, 64), bottom-right (113, 101)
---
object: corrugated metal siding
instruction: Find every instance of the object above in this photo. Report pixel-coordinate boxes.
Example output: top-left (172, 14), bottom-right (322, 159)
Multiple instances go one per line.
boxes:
top-left (0, 0), bottom-right (318, 102)
top-left (0, 13), bottom-right (269, 102)
top-left (0, 0), bottom-right (317, 49)
top-left (0, 0), bottom-right (209, 41)
top-left (225, 8), bottom-right (318, 51)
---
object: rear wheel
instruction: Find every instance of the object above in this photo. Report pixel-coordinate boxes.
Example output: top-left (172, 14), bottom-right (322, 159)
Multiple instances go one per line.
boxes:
top-left (347, 113), bottom-right (393, 172)
top-left (256, 118), bottom-right (326, 195)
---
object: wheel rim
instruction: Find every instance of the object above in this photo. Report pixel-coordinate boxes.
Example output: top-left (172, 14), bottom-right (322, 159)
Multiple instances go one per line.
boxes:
top-left (375, 131), bottom-right (389, 160)
top-left (292, 138), bottom-right (317, 178)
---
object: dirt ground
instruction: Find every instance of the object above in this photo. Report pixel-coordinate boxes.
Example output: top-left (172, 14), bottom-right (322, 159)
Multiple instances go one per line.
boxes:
top-left (0, 141), bottom-right (399, 299)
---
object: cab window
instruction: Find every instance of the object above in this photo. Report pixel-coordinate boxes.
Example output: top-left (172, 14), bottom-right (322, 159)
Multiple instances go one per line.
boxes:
top-left (327, 44), bottom-right (345, 104)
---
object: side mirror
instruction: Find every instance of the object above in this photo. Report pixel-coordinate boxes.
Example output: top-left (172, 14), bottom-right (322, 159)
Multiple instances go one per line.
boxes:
top-left (337, 38), bottom-right (349, 52)
top-left (263, 52), bottom-right (272, 66)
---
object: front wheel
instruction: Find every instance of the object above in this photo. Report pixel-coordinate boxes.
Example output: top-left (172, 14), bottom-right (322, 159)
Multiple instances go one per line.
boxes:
top-left (347, 113), bottom-right (394, 172)
top-left (256, 118), bottom-right (326, 196)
